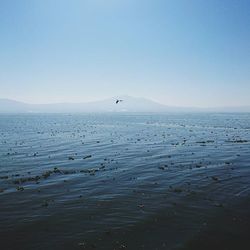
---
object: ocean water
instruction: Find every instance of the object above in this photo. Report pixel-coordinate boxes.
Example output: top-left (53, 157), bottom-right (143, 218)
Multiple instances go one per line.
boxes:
top-left (0, 113), bottom-right (250, 250)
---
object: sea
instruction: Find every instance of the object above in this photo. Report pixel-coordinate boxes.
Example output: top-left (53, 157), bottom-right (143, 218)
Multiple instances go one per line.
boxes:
top-left (0, 113), bottom-right (250, 250)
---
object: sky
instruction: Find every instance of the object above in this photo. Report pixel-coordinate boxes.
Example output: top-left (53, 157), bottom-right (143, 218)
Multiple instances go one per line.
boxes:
top-left (0, 0), bottom-right (250, 107)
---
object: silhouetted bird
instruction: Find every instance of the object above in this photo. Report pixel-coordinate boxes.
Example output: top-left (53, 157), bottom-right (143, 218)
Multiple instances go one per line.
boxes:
top-left (116, 99), bottom-right (123, 104)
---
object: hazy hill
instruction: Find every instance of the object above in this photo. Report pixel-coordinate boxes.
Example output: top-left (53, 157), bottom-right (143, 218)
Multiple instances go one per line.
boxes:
top-left (0, 99), bottom-right (30, 113)
top-left (0, 96), bottom-right (173, 113)
top-left (0, 96), bottom-right (249, 113)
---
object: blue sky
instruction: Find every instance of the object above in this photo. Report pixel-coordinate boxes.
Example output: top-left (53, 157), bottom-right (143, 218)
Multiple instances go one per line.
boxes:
top-left (0, 0), bottom-right (249, 107)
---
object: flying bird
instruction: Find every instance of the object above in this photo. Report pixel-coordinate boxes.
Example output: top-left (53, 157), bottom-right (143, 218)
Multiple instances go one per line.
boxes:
top-left (116, 99), bottom-right (123, 104)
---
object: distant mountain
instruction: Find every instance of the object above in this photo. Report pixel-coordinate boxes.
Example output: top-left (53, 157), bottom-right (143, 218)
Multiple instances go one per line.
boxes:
top-left (0, 99), bottom-right (30, 113)
top-left (0, 96), bottom-right (170, 113)
top-left (0, 96), bottom-right (249, 113)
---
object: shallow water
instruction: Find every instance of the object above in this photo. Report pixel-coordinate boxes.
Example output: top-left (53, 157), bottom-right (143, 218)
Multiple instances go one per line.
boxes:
top-left (0, 113), bottom-right (250, 249)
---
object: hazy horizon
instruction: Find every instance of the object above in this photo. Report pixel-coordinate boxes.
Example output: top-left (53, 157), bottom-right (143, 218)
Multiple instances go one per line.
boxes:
top-left (1, 95), bottom-right (250, 109)
top-left (0, 0), bottom-right (250, 107)
top-left (1, 96), bottom-right (250, 114)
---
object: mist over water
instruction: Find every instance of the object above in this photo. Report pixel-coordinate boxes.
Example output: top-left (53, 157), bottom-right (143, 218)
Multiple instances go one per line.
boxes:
top-left (0, 113), bottom-right (250, 249)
